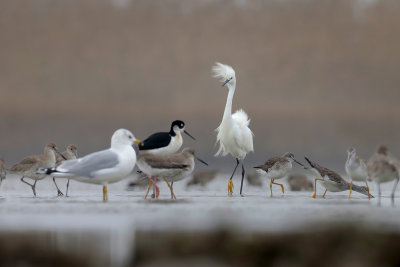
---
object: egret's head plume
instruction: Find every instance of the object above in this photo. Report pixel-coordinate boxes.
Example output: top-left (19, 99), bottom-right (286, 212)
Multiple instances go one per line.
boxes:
top-left (212, 62), bottom-right (236, 87)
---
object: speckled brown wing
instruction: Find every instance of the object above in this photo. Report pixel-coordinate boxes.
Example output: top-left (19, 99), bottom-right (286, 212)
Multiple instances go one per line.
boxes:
top-left (143, 154), bottom-right (189, 170)
top-left (10, 155), bottom-right (41, 172)
top-left (255, 157), bottom-right (280, 172)
top-left (313, 162), bottom-right (347, 184)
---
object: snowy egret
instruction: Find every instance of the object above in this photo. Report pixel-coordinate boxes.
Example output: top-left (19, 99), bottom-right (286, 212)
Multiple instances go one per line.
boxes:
top-left (367, 145), bottom-right (399, 206)
top-left (254, 152), bottom-right (303, 197)
top-left (0, 158), bottom-right (6, 188)
top-left (53, 144), bottom-right (78, 196)
top-left (345, 147), bottom-right (371, 200)
top-left (305, 157), bottom-right (370, 199)
top-left (137, 148), bottom-right (208, 199)
top-left (37, 129), bottom-right (140, 202)
top-left (138, 120), bottom-right (195, 198)
top-left (212, 62), bottom-right (254, 196)
top-left (9, 143), bottom-right (60, 197)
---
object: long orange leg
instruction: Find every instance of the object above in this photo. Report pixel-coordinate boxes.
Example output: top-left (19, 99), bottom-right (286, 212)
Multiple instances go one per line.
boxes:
top-left (271, 180), bottom-right (285, 194)
top-left (365, 181), bottom-right (371, 200)
top-left (348, 181), bottom-right (353, 200)
top-left (322, 189), bottom-right (328, 198)
top-left (144, 174), bottom-right (155, 199)
top-left (312, 178), bottom-right (323, 198)
top-left (103, 185), bottom-right (108, 202)
top-left (163, 177), bottom-right (176, 200)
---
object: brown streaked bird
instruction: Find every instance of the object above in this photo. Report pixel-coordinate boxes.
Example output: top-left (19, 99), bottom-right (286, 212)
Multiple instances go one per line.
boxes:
top-left (53, 144), bottom-right (78, 197)
top-left (345, 147), bottom-right (371, 200)
top-left (9, 143), bottom-right (60, 197)
top-left (367, 145), bottom-right (399, 206)
top-left (186, 170), bottom-right (217, 187)
top-left (254, 152), bottom-right (303, 197)
top-left (305, 157), bottom-right (370, 199)
top-left (0, 158), bottom-right (7, 187)
top-left (137, 148), bottom-right (208, 199)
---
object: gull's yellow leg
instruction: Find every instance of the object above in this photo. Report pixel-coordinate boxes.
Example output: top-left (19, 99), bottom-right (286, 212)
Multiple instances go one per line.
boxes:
top-left (163, 178), bottom-right (176, 199)
top-left (322, 189), bottom-right (328, 198)
top-left (365, 181), bottom-right (371, 200)
top-left (271, 180), bottom-right (285, 194)
top-left (270, 179), bottom-right (273, 197)
top-left (348, 181), bottom-right (353, 200)
top-left (228, 179), bottom-right (234, 197)
top-left (103, 185), bottom-right (108, 202)
top-left (312, 178), bottom-right (323, 198)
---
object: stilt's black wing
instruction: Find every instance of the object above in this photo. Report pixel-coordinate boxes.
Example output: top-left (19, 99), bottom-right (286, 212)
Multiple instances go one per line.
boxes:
top-left (139, 132), bottom-right (171, 150)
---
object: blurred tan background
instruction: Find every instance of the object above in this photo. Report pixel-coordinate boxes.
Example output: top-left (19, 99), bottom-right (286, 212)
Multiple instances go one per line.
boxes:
top-left (1, 0), bottom-right (399, 170)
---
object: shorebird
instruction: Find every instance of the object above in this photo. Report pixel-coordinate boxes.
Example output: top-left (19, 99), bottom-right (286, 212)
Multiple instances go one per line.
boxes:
top-left (9, 143), bottom-right (60, 197)
top-left (138, 120), bottom-right (195, 198)
top-left (254, 152), bottom-right (304, 197)
top-left (137, 148), bottom-right (207, 199)
top-left (345, 147), bottom-right (371, 200)
top-left (367, 145), bottom-right (399, 206)
top-left (0, 158), bottom-right (6, 188)
top-left (305, 157), bottom-right (370, 199)
top-left (186, 170), bottom-right (217, 187)
top-left (53, 144), bottom-right (78, 197)
top-left (212, 62), bottom-right (254, 196)
top-left (37, 129), bottom-right (140, 202)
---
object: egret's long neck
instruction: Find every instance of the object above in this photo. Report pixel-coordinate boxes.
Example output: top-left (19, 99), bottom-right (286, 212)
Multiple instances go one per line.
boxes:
top-left (223, 85), bottom-right (235, 120)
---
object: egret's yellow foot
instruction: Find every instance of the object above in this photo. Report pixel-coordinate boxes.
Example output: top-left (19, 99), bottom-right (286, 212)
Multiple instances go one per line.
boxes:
top-left (163, 178), bottom-right (177, 200)
top-left (366, 181), bottom-right (371, 200)
top-left (103, 185), bottom-right (108, 202)
top-left (228, 179), bottom-right (234, 197)
top-left (348, 181), bottom-right (353, 200)
top-left (312, 177), bottom-right (323, 198)
top-left (322, 189), bottom-right (328, 198)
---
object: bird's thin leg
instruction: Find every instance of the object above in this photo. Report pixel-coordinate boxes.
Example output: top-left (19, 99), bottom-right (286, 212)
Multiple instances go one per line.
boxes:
top-left (152, 177), bottom-right (160, 199)
top-left (312, 178), bottom-right (323, 198)
top-left (32, 180), bottom-right (37, 197)
top-left (21, 177), bottom-right (36, 197)
top-left (322, 189), bottom-right (328, 198)
top-left (391, 177), bottom-right (399, 207)
top-left (239, 162), bottom-right (245, 196)
top-left (103, 185), bottom-right (108, 202)
top-left (171, 181), bottom-right (175, 199)
top-left (271, 180), bottom-right (285, 194)
top-left (144, 180), bottom-right (152, 200)
top-left (228, 159), bottom-right (239, 197)
top-left (348, 181), bottom-right (353, 200)
top-left (377, 183), bottom-right (381, 207)
top-left (66, 179), bottom-right (70, 197)
top-left (53, 177), bottom-right (64, 196)
top-left (163, 177), bottom-right (176, 200)
top-left (270, 179), bottom-right (273, 197)
top-left (365, 181), bottom-right (371, 200)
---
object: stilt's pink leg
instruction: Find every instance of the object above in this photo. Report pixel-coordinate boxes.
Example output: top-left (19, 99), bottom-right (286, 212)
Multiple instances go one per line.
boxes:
top-left (152, 177), bottom-right (160, 198)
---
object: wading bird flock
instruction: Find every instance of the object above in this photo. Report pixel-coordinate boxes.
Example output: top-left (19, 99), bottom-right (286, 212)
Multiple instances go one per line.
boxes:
top-left (1, 63), bottom-right (399, 206)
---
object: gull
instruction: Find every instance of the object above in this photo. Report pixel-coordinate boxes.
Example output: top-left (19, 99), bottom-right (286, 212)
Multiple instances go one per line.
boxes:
top-left (138, 120), bottom-right (195, 198)
top-left (254, 152), bottom-right (304, 197)
top-left (0, 158), bottom-right (6, 188)
top-left (9, 143), bottom-right (60, 197)
top-left (37, 129), bottom-right (140, 202)
top-left (345, 147), bottom-right (371, 200)
top-left (53, 144), bottom-right (78, 196)
top-left (212, 62), bottom-right (254, 196)
top-left (367, 145), bottom-right (399, 206)
top-left (137, 148), bottom-right (207, 199)
top-left (305, 157), bottom-right (370, 199)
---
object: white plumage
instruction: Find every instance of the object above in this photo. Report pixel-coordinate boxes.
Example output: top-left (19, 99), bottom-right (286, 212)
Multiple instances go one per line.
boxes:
top-left (212, 62), bottom-right (254, 196)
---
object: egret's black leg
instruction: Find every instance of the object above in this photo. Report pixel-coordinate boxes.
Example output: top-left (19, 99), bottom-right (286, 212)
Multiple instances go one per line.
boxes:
top-left (391, 177), bottom-right (399, 207)
top-left (229, 159), bottom-right (240, 181)
top-left (228, 158), bottom-right (240, 196)
top-left (240, 162), bottom-right (245, 196)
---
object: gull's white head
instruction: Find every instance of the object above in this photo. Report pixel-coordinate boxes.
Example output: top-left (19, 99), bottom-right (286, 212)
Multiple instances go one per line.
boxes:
top-left (212, 62), bottom-right (236, 88)
top-left (111, 129), bottom-right (140, 148)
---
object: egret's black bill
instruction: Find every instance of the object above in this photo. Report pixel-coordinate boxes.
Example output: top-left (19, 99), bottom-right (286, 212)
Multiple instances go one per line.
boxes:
top-left (222, 79), bottom-right (230, 87)
top-left (184, 130), bottom-right (196, 140)
top-left (196, 157), bottom-right (208, 166)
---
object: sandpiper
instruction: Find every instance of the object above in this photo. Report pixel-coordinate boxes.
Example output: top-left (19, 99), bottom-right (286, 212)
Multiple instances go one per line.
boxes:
top-left (137, 148), bottom-right (207, 199)
top-left (305, 157), bottom-right (370, 199)
top-left (38, 129), bottom-right (140, 202)
top-left (9, 143), bottom-right (60, 197)
top-left (53, 144), bottom-right (78, 196)
top-left (367, 145), bottom-right (399, 206)
top-left (254, 152), bottom-right (303, 197)
top-left (345, 147), bottom-right (371, 200)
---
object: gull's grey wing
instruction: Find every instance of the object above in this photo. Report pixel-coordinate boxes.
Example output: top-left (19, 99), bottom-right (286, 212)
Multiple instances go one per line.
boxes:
top-left (58, 149), bottom-right (119, 178)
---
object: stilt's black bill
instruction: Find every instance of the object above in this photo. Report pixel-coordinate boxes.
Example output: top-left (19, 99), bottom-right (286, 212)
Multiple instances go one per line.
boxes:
top-left (184, 130), bottom-right (196, 140)
top-left (196, 157), bottom-right (208, 166)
